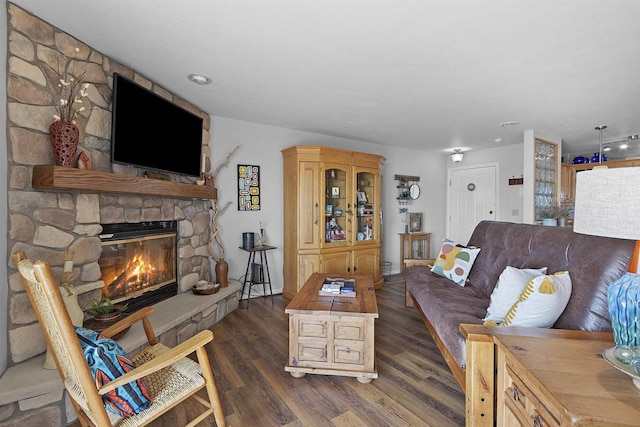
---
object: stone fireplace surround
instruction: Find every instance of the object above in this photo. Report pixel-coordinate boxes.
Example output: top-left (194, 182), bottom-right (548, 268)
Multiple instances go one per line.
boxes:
top-left (1, 4), bottom-right (240, 425)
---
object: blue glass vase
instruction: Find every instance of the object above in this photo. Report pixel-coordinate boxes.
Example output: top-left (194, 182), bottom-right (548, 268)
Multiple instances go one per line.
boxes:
top-left (608, 273), bottom-right (640, 346)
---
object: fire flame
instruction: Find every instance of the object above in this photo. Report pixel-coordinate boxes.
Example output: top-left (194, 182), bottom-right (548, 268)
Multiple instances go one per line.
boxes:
top-left (105, 252), bottom-right (159, 298)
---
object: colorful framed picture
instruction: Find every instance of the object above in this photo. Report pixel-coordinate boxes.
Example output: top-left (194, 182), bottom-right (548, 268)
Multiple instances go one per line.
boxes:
top-left (238, 164), bottom-right (260, 210)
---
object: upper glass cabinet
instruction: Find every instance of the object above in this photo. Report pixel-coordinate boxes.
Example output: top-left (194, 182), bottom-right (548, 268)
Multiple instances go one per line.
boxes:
top-left (534, 138), bottom-right (558, 220)
top-left (325, 167), bottom-right (348, 244)
top-left (355, 171), bottom-right (376, 242)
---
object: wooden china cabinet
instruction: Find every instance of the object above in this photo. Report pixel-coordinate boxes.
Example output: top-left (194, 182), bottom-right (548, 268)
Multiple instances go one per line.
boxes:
top-left (282, 146), bottom-right (385, 299)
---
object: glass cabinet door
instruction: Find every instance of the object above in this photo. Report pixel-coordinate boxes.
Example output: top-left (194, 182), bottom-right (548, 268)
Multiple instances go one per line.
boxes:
top-left (324, 166), bottom-right (349, 245)
top-left (534, 139), bottom-right (558, 220)
top-left (355, 169), bottom-right (378, 242)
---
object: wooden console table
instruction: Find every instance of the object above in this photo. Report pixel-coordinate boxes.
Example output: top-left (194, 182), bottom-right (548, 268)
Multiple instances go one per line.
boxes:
top-left (461, 324), bottom-right (622, 426)
top-left (495, 334), bottom-right (640, 426)
top-left (399, 232), bottom-right (431, 272)
top-left (285, 273), bottom-right (378, 383)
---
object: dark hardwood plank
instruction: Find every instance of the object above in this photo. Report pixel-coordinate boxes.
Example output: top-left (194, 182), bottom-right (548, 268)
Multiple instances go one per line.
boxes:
top-left (70, 274), bottom-right (464, 426)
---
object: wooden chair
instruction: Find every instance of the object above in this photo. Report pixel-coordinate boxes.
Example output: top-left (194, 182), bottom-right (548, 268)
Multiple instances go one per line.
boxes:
top-left (13, 251), bottom-right (227, 427)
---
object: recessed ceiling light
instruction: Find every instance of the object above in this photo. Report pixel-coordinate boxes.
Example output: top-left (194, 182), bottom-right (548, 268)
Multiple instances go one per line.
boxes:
top-left (494, 138), bottom-right (502, 143)
top-left (188, 74), bottom-right (212, 85)
top-left (499, 121), bottom-right (520, 128)
top-left (620, 143), bottom-right (629, 149)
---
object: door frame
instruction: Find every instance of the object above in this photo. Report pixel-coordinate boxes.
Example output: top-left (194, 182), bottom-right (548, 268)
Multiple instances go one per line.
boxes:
top-left (446, 162), bottom-right (500, 239)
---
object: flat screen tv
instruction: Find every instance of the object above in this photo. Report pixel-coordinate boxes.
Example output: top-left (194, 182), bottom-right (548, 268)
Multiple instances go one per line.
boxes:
top-left (111, 73), bottom-right (203, 177)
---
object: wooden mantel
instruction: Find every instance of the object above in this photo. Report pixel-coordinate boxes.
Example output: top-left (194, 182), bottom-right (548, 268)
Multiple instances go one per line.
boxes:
top-left (32, 166), bottom-right (217, 199)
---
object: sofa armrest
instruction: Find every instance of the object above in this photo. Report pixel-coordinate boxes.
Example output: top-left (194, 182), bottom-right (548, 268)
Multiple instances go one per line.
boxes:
top-left (460, 323), bottom-right (614, 427)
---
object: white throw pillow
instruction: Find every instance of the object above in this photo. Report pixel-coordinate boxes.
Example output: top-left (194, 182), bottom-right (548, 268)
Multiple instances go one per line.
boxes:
top-left (483, 266), bottom-right (547, 324)
top-left (500, 271), bottom-right (572, 328)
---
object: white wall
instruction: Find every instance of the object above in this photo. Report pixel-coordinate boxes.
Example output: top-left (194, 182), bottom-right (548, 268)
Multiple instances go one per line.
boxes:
top-left (1, 0), bottom-right (8, 375)
top-left (452, 143), bottom-right (525, 223)
top-left (209, 116), bottom-right (447, 285)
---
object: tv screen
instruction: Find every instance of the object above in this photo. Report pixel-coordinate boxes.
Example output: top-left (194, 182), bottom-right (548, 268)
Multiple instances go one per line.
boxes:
top-left (111, 73), bottom-right (203, 177)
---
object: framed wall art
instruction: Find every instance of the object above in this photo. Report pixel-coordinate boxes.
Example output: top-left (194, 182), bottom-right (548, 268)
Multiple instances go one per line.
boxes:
top-left (238, 164), bottom-right (260, 210)
top-left (409, 212), bottom-right (423, 233)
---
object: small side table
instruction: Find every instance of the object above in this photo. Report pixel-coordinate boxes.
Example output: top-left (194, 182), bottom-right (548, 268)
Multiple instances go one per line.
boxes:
top-left (399, 232), bottom-right (431, 272)
top-left (239, 245), bottom-right (276, 307)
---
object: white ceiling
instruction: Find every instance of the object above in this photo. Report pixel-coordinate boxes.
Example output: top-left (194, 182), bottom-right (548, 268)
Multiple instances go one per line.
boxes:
top-left (11, 0), bottom-right (640, 160)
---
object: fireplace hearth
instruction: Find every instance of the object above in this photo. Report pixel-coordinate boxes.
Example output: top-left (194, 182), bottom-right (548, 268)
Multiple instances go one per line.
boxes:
top-left (98, 221), bottom-right (178, 313)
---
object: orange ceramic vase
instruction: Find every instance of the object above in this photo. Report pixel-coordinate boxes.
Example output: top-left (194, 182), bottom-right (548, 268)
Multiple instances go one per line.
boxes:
top-left (215, 259), bottom-right (229, 287)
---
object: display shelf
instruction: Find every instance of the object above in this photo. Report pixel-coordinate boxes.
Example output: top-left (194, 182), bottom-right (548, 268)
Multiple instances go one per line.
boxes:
top-left (32, 166), bottom-right (217, 200)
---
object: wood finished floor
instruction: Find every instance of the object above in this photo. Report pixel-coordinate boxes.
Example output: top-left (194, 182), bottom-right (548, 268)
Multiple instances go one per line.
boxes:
top-left (75, 274), bottom-right (465, 426)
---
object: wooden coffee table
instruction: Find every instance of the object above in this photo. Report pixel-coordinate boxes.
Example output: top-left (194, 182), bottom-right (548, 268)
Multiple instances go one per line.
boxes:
top-left (285, 273), bottom-right (379, 383)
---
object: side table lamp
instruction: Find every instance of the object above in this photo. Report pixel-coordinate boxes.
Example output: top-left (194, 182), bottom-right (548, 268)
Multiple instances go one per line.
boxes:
top-left (573, 166), bottom-right (640, 347)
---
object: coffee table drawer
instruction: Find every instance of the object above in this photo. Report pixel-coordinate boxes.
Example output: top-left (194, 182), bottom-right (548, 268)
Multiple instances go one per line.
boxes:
top-left (298, 337), bottom-right (327, 362)
top-left (298, 319), bottom-right (327, 338)
top-left (334, 340), bottom-right (364, 365)
top-left (334, 322), bottom-right (364, 340)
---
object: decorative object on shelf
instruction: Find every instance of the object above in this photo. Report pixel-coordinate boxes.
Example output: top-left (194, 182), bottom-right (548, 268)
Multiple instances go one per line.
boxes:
top-left (574, 167), bottom-right (640, 348)
top-left (451, 149), bottom-right (464, 163)
top-left (257, 222), bottom-right (266, 246)
top-left (192, 280), bottom-right (220, 295)
top-left (49, 120), bottom-right (80, 167)
top-left (77, 150), bottom-right (92, 170)
top-left (214, 259), bottom-right (229, 287)
top-left (49, 47), bottom-right (89, 168)
top-left (238, 164), bottom-right (261, 210)
top-left (242, 232), bottom-right (255, 250)
top-left (538, 202), bottom-right (567, 226)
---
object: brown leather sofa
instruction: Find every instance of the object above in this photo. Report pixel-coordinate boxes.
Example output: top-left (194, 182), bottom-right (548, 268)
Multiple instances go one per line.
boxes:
top-left (405, 220), bottom-right (635, 420)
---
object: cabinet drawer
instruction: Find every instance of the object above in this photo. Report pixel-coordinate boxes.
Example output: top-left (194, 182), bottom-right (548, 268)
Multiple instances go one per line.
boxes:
top-left (334, 340), bottom-right (364, 365)
top-left (334, 322), bottom-right (364, 340)
top-left (505, 366), bottom-right (559, 427)
top-left (298, 337), bottom-right (327, 362)
top-left (298, 319), bottom-right (327, 338)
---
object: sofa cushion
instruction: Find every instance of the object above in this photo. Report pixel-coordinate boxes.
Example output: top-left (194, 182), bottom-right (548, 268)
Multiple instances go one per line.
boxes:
top-left (431, 238), bottom-right (481, 286)
top-left (483, 266), bottom-right (547, 324)
top-left (500, 271), bottom-right (572, 327)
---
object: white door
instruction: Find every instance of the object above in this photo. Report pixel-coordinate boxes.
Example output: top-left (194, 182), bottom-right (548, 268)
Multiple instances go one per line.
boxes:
top-left (449, 166), bottom-right (497, 244)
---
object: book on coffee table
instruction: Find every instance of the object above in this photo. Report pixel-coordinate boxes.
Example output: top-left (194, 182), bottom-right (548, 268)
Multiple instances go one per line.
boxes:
top-left (319, 278), bottom-right (356, 297)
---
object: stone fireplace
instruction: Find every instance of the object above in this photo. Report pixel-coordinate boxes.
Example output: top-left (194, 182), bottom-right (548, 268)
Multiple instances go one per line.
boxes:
top-left (1, 5), bottom-right (240, 425)
top-left (98, 221), bottom-right (178, 313)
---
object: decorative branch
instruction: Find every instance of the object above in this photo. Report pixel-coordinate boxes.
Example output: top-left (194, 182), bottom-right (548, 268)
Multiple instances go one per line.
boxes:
top-left (207, 145), bottom-right (240, 262)
top-left (210, 145), bottom-right (240, 187)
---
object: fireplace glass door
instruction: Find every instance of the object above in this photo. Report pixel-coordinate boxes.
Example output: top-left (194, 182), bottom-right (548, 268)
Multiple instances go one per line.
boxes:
top-left (99, 222), bottom-right (177, 310)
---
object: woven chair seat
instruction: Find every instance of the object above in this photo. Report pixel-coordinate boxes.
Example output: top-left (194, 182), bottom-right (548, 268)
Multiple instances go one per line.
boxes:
top-left (70, 343), bottom-right (206, 426)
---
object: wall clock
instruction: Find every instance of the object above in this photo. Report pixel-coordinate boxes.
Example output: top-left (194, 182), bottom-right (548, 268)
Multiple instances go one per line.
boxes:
top-left (409, 183), bottom-right (421, 200)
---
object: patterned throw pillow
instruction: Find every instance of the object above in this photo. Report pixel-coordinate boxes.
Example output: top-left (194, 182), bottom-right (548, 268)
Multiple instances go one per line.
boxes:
top-left (430, 238), bottom-right (481, 286)
top-left (483, 266), bottom-right (548, 324)
top-left (499, 271), bottom-right (572, 328)
top-left (76, 327), bottom-right (151, 417)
